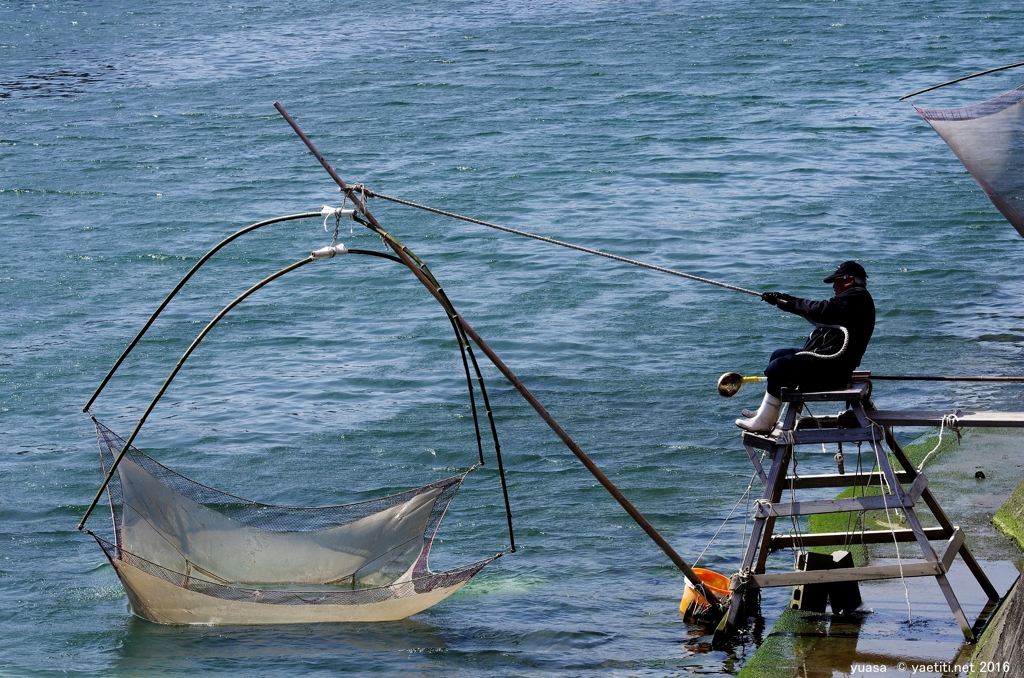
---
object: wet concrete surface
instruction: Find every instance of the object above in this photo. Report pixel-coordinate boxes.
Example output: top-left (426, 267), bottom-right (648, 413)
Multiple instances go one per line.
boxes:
top-left (758, 558), bottom-right (1021, 677)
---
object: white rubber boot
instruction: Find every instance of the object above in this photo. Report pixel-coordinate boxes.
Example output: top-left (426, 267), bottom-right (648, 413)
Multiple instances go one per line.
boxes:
top-left (735, 393), bottom-right (781, 432)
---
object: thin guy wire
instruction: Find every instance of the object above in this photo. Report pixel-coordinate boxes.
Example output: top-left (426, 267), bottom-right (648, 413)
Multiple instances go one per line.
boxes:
top-left (694, 471), bottom-right (758, 566)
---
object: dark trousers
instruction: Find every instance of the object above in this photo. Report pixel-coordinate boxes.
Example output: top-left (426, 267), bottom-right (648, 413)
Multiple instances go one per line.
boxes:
top-left (764, 348), bottom-right (850, 398)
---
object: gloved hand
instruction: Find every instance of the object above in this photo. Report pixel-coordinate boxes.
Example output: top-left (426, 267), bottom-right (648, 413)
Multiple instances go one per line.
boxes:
top-left (761, 292), bottom-right (795, 308)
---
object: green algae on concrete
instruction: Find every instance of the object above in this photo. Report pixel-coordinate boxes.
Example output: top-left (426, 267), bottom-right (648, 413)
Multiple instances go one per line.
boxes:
top-left (968, 581), bottom-right (1024, 678)
top-left (992, 476), bottom-right (1024, 551)
top-left (737, 609), bottom-right (820, 678)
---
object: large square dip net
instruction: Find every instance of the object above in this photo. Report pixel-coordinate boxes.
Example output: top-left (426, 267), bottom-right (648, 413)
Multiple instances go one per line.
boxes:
top-left (78, 195), bottom-right (515, 625)
top-left (916, 84), bottom-right (1024, 236)
top-left (90, 420), bottom-right (497, 624)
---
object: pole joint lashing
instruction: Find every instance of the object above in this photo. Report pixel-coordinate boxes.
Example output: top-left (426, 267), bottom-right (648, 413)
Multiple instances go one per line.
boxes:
top-left (320, 205), bottom-right (357, 221)
top-left (311, 244), bottom-right (349, 259)
top-left (322, 205), bottom-right (356, 246)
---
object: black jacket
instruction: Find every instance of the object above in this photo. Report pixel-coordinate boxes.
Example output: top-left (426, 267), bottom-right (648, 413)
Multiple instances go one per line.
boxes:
top-left (781, 285), bottom-right (875, 372)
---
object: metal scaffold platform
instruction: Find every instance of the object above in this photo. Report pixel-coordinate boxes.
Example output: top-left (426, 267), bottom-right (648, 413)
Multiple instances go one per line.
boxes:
top-left (717, 375), bottom-right (1024, 642)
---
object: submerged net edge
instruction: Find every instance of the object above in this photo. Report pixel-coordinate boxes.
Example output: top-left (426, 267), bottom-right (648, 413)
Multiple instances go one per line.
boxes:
top-left (94, 534), bottom-right (497, 606)
top-left (96, 422), bottom-right (124, 549)
top-left (916, 83), bottom-right (1024, 121)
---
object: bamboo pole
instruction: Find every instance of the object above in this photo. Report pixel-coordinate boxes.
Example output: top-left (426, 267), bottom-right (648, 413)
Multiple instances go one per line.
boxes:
top-left (899, 61), bottom-right (1024, 100)
top-left (83, 212), bottom-right (320, 414)
top-left (78, 257), bottom-right (314, 531)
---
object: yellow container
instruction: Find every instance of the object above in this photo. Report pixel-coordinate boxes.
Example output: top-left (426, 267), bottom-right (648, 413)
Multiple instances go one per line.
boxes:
top-left (679, 568), bottom-right (731, 621)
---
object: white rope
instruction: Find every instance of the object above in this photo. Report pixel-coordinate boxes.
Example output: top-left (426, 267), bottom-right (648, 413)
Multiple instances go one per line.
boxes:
top-left (917, 413), bottom-right (960, 473)
top-left (795, 322), bottom-right (850, 360)
top-left (752, 498), bottom-right (773, 517)
top-left (743, 457), bottom-right (756, 551)
top-left (844, 441), bottom-right (864, 550)
top-left (871, 424), bottom-right (913, 625)
top-left (694, 471), bottom-right (759, 566)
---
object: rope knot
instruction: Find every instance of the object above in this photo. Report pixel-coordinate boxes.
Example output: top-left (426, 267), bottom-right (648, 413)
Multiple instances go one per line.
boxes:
top-left (752, 498), bottom-right (772, 519)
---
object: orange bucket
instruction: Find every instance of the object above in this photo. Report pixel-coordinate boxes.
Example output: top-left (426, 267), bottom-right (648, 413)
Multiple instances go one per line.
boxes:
top-left (679, 568), bottom-right (731, 621)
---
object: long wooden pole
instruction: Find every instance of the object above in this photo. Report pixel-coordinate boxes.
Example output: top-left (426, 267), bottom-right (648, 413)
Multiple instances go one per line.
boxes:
top-left (362, 188), bottom-right (761, 297)
top-left (273, 102), bottom-right (718, 604)
top-left (867, 375), bottom-right (1024, 383)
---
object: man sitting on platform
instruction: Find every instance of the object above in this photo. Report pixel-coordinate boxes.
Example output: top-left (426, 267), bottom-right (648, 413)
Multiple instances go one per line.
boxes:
top-left (736, 261), bottom-right (875, 432)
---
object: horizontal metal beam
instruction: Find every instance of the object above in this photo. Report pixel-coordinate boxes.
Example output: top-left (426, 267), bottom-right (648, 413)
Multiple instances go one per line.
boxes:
top-left (787, 471), bottom-right (913, 489)
top-left (742, 427), bottom-right (879, 452)
top-left (867, 410), bottom-right (1024, 428)
top-left (756, 478), bottom-right (925, 518)
top-left (790, 427), bottom-right (878, 444)
top-left (770, 526), bottom-right (951, 549)
top-left (853, 370), bottom-right (1024, 383)
top-left (780, 382), bottom-right (870, 403)
top-left (745, 561), bottom-right (942, 589)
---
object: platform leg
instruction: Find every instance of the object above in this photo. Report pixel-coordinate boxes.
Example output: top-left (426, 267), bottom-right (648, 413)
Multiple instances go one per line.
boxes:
top-left (882, 427), bottom-right (1000, 602)
top-left (717, 405), bottom-right (799, 641)
top-left (936, 571), bottom-right (975, 641)
top-left (717, 582), bottom-right (747, 642)
top-left (957, 543), bottom-right (1000, 602)
top-left (860, 407), bottom-right (975, 640)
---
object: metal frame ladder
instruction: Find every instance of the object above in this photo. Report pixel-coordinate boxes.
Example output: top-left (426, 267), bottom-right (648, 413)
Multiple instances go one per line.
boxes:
top-left (718, 378), bottom-right (999, 641)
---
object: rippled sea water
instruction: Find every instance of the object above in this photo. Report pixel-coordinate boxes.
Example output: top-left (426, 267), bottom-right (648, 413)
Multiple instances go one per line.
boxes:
top-left (3, 2), bottom-right (1024, 675)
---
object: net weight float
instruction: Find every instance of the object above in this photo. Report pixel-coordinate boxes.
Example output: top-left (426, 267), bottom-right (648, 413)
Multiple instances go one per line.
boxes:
top-left (717, 372), bottom-right (765, 397)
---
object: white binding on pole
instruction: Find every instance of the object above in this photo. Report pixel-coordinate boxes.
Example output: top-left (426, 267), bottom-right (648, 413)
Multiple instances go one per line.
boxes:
top-left (321, 205), bottom-right (356, 220)
top-left (311, 244), bottom-right (348, 259)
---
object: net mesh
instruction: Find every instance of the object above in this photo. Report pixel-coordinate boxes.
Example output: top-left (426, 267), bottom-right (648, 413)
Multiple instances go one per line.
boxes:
top-left (92, 419), bottom-right (496, 606)
top-left (917, 84), bottom-right (1024, 236)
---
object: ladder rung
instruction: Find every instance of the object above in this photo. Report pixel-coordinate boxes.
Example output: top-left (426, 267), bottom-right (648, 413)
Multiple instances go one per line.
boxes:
top-left (770, 526), bottom-right (950, 549)
top-left (746, 561), bottom-right (941, 589)
top-left (787, 471), bottom-right (913, 489)
top-left (756, 475), bottom-right (926, 518)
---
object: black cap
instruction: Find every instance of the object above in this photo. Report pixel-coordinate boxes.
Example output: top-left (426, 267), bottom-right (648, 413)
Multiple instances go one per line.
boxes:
top-left (823, 261), bottom-right (867, 283)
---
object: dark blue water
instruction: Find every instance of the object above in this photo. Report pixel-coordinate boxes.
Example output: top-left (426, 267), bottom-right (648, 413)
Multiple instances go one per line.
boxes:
top-left (4, 1), bottom-right (1024, 675)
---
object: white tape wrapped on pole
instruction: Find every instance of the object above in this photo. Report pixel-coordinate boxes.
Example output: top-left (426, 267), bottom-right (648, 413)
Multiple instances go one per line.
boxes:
top-left (321, 205), bottom-right (356, 220)
top-left (311, 244), bottom-right (348, 259)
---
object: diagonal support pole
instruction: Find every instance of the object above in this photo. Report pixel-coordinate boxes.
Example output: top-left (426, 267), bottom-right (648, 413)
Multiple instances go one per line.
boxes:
top-left (273, 101), bottom-right (718, 605)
